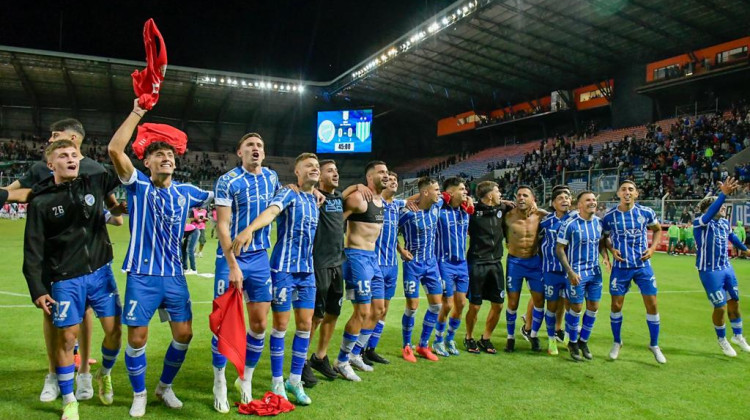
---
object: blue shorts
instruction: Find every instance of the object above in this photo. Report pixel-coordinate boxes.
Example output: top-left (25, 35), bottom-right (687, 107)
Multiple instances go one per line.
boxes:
top-left (381, 265), bottom-right (399, 301)
top-left (506, 255), bottom-right (543, 294)
top-left (215, 250), bottom-right (272, 302)
top-left (271, 271), bottom-right (316, 312)
top-left (439, 260), bottom-right (469, 298)
top-left (123, 273), bottom-right (191, 326)
top-left (342, 249), bottom-right (378, 304)
top-left (403, 258), bottom-right (442, 298)
top-left (371, 265), bottom-right (386, 301)
top-left (52, 264), bottom-right (122, 328)
top-left (699, 267), bottom-right (740, 308)
top-left (566, 271), bottom-right (603, 305)
top-left (610, 266), bottom-right (657, 296)
top-left (543, 271), bottom-right (568, 302)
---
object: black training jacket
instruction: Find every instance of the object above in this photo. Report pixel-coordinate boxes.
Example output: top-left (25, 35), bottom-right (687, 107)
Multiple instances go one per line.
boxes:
top-left (23, 170), bottom-right (120, 302)
top-left (467, 201), bottom-right (512, 264)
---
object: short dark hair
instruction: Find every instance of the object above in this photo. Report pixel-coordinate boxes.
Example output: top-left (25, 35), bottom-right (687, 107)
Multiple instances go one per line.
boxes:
top-left (365, 160), bottom-right (387, 176)
top-left (236, 132), bottom-right (263, 151)
top-left (295, 152), bottom-right (318, 166)
top-left (551, 188), bottom-right (570, 203)
top-left (476, 181), bottom-right (497, 199)
top-left (417, 176), bottom-right (437, 190)
top-left (442, 177), bottom-right (466, 191)
top-left (319, 159), bottom-right (336, 169)
top-left (516, 185), bottom-right (535, 199)
top-left (50, 118), bottom-right (85, 139)
top-left (698, 196), bottom-right (717, 213)
top-left (619, 180), bottom-right (637, 189)
top-left (144, 141), bottom-right (176, 158)
top-left (388, 171), bottom-right (398, 179)
top-left (45, 139), bottom-right (78, 162)
top-left (576, 190), bottom-right (596, 202)
top-left (552, 184), bottom-right (570, 193)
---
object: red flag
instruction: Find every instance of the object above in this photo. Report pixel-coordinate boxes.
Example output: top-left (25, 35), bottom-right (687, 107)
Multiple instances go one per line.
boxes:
top-left (236, 392), bottom-right (295, 416)
top-left (132, 123), bottom-right (187, 159)
top-left (209, 286), bottom-right (246, 380)
top-left (132, 18), bottom-right (167, 110)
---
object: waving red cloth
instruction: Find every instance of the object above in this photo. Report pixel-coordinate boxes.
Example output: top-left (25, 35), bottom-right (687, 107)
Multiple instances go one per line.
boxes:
top-left (441, 191), bottom-right (474, 214)
top-left (132, 18), bottom-right (167, 110)
top-left (209, 286), bottom-right (246, 380)
top-left (236, 392), bottom-right (296, 416)
top-left (132, 123), bottom-right (187, 159)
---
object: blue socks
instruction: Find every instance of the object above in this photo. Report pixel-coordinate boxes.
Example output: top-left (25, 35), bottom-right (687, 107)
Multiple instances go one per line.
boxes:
top-left (402, 309), bottom-right (416, 347)
top-left (289, 330), bottom-right (310, 385)
top-left (730, 318), bottom-right (743, 337)
top-left (368, 320), bottom-right (385, 350)
top-left (530, 306), bottom-right (544, 338)
top-left (211, 335), bottom-right (226, 369)
top-left (545, 309), bottom-right (557, 338)
top-left (419, 304), bottom-right (440, 348)
top-left (715, 324), bottom-right (727, 340)
top-left (646, 313), bottom-right (660, 347)
top-left (246, 331), bottom-right (265, 369)
top-left (56, 364), bottom-right (76, 401)
top-left (434, 321), bottom-right (447, 344)
top-left (338, 331), bottom-right (358, 363)
top-left (159, 340), bottom-right (189, 386)
top-left (270, 329), bottom-right (286, 381)
top-left (125, 344), bottom-right (147, 393)
top-left (565, 310), bottom-right (581, 343)
top-left (580, 310), bottom-right (597, 342)
top-left (100, 345), bottom-right (119, 375)
top-left (446, 317), bottom-right (461, 343)
top-left (610, 311), bottom-right (623, 344)
top-left (506, 309), bottom-right (517, 338)
top-left (352, 328), bottom-right (373, 356)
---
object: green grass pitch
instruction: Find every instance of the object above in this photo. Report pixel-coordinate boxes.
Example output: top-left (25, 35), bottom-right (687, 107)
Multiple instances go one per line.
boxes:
top-left (0, 218), bottom-right (748, 419)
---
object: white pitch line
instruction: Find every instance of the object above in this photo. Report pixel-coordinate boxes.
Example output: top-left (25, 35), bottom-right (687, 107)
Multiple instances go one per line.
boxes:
top-left (0, 291), bottom-right (28, 297)
top-left (0, 305), bottom-right (34, 308)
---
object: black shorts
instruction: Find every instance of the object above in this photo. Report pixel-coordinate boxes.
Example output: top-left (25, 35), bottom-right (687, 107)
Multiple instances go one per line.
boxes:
top-left (468, 261), bottom-right (505, 305)
top-left (314, 265), bottom-right (344, 318)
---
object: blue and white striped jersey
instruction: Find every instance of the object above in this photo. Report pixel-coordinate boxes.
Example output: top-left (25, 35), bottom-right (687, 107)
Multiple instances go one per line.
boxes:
top-left (601, 204), bottom-right (658, 269)
top-left (694, 193), bottom-right (746, 271)
top-left (436, 204), bottom-right (470, 262)
top-left (268, 187), bottom-right (319, 273)
top-left (398, 198), bottom-right (443, 262)
top-left (376, 198), bottom-right (406, 266)
top-left (539, 211), bottom-right (571, 272)
top-left (122, 169), bottom-right (213, 276)
top-left (214, 166), bottom-right (280, 255)
top-left (557, 214), bottom-right (603, 277)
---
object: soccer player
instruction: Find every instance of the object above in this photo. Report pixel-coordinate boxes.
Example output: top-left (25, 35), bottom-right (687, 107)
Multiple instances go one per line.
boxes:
top-left (109, 100), bottom-right (214, 417)
top-left (464, 181), bottom-right (514, 354)
top-left (211, 133), bottom-right (280, 412)
top-left (503, 186), bottom-right (547, 352)
top-left (336, 161), bottom-right (387, 378)
top-left (693, 177), bottom-right (750, 356)
top-left (667, 223), bottom-right (680, 255)
top-left (432, 177), bottom-right (473, 357)
top-left (536, 187), bottom-right (572, 355)
top-left (232, 153), bottom-right (320, 405)
top-left (556, 191), bottom-right (605, 361)
top-left (23, 140), bottom-right (123, 420)
top-left (601, 181), bottom-right (666, 364)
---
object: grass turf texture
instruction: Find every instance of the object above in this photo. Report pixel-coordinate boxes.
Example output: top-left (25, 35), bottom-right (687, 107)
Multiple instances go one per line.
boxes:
top-left (0, 218), bottom-right (748, 419)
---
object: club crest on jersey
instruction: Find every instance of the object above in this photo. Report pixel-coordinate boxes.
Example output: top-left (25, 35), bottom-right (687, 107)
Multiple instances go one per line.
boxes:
top-left (637, 215), bottom-right (645, 224)
top-left (84, 194), bottom-right (95, 206)
top-left (496, 210), bottom-right (503, 218)
top-left (228, 170), bottom-right (238, 178)
top-left (432, 208), bottom-right (438, 217)
top-left (269, 174), bottom-right (277, 185)
top-left (178, 196), bottom-right (186, 206)
top-left (597, 224), bottom-right (603, 233)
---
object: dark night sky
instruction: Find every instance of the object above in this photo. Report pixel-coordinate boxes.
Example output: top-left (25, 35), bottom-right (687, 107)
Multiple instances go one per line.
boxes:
top-left (2, 0), bottom-right (457, 81)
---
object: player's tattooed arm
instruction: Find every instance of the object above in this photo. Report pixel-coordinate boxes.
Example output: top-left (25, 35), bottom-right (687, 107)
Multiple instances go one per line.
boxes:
top-left (556, 242), bottom-right (581, 285)
top-left (232, 205), bottom-right (282, 255)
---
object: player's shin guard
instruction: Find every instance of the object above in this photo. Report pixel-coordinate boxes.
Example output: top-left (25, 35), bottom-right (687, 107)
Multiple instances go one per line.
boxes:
top-left (125, 344), bottom-right (147, 393)
top-left (506, 309), bottom-right (517, 338)
top-left (100, 345), bottom-right (120, 375)
top-left (402, 309), bottom-right (416, 347)
top-left (289, 330), bottom-right (310, 385)
top-left (338, 332), bottom-right (358, 363)
top-left (56, 364), bottom-right (76, 403)
top-left (368, 320), bottom-right (385, 350)
top-left (730, 318), bottom-right (743, 337)
top-left (270, 329), bottom-right (286, 382)
top-left (211, 335), bottom-right (227, 369)
top-left (565, 310), bottom-right (581, 343)
top-left (646, 313), bottom-right (660, 347)
top-left (580, 310), bottom-right (597, 342)
top-left (446, 317), bottom-right (461, 342)
top-left (159, 340), bottom-right (189, 386)
top-left (352, 329), bottom-right (373, 356)
top-left (245, 330), bottom-right (265, 379)
top-left (530, 306), bottom-right (544, 338)
top-left (434, 321), bottom-right (447, 344)
top-left (419, 304), bottom-right (441, 347)
top-left (545, 309), bottom-right (557, 338)
top-left (610, 311), bottom-right (623, 344)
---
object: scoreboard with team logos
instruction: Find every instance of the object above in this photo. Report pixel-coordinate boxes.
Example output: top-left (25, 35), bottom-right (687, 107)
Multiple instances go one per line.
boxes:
top-left (316, 109), bottom-right (372, 154)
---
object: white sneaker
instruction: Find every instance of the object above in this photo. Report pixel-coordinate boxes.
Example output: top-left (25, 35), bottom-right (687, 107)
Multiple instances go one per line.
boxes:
top-left (349, 355), bottom-right (373, 372)
top-left (155, 385), bottom-right (183, 409)
top-left (333, 361), bottom-right (361, 382)
top-left (130, 391), bottom-right (148, 417)
top-left (212, 379), bottom-right (229, 413)
top-left (75, 373), bottom-right (94, 400)
top-left (40, 373), bottom-right (60, 402)
top-left (198, 252), bottom-right (203, 258)
top-left (609, 341), bottom-right (623, 360)
top-left (731, 335), bottom-right (750, 352)
top-left (718, 338), bottom-right (737, 357)
top-left (184, 269), bottom-right (197, 275)
top-left (649, 346), bottom-right (667, 364)
top-left (234, 376), bottom-right (253, 404)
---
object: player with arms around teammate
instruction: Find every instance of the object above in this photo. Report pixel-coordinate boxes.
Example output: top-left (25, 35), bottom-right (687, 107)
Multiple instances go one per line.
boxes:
top-left (211, 132), bottom-right (280, 412)
top-left (232, 153), bottom-right (320, 404)
top-left (693, 177), bottom-right (750, 356)
top-left (109, 100), bottom-right (214, 417)
top-left (601, 181), bottom-right (666, 364)
top-left (24, 140), bottom-right (124, 420)
top-left (556, 191), bottom-right (605, 361)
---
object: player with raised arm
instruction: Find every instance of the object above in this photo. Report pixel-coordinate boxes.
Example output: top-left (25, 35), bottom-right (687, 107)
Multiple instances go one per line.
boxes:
top-left (431, 177), bottom-right (473, 357)
top-left (211, 133), bottom-right (280, 412)
top-left (398, 176), bottom-right (444, 362)
top-left (336, 161), bottom-right (387, 378)
top-left (231, 153), bottom-right (320, 405)
top-left (693, 177), bottom-right (750, 356)
top-left (108, 100), bottom-right (213, 417)
top-left (601, 181), bottom-right (666, 364)
top-left (556, 191), bottom-right (605, 361)
top-left (502, 186), bottom-right (548, 352)
top-left (23, 140), bottom-right (123, 420)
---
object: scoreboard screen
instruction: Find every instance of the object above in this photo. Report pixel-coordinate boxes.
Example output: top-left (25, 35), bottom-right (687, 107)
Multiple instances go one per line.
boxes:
top-left (316, 109), bottom-right (372, 154)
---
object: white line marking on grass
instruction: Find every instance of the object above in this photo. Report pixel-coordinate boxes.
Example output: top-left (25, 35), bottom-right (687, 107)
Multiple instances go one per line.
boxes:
top-left (0, 305), bottom-right (34, 308)
top-left (0, 291), bottom-right (28, 297)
